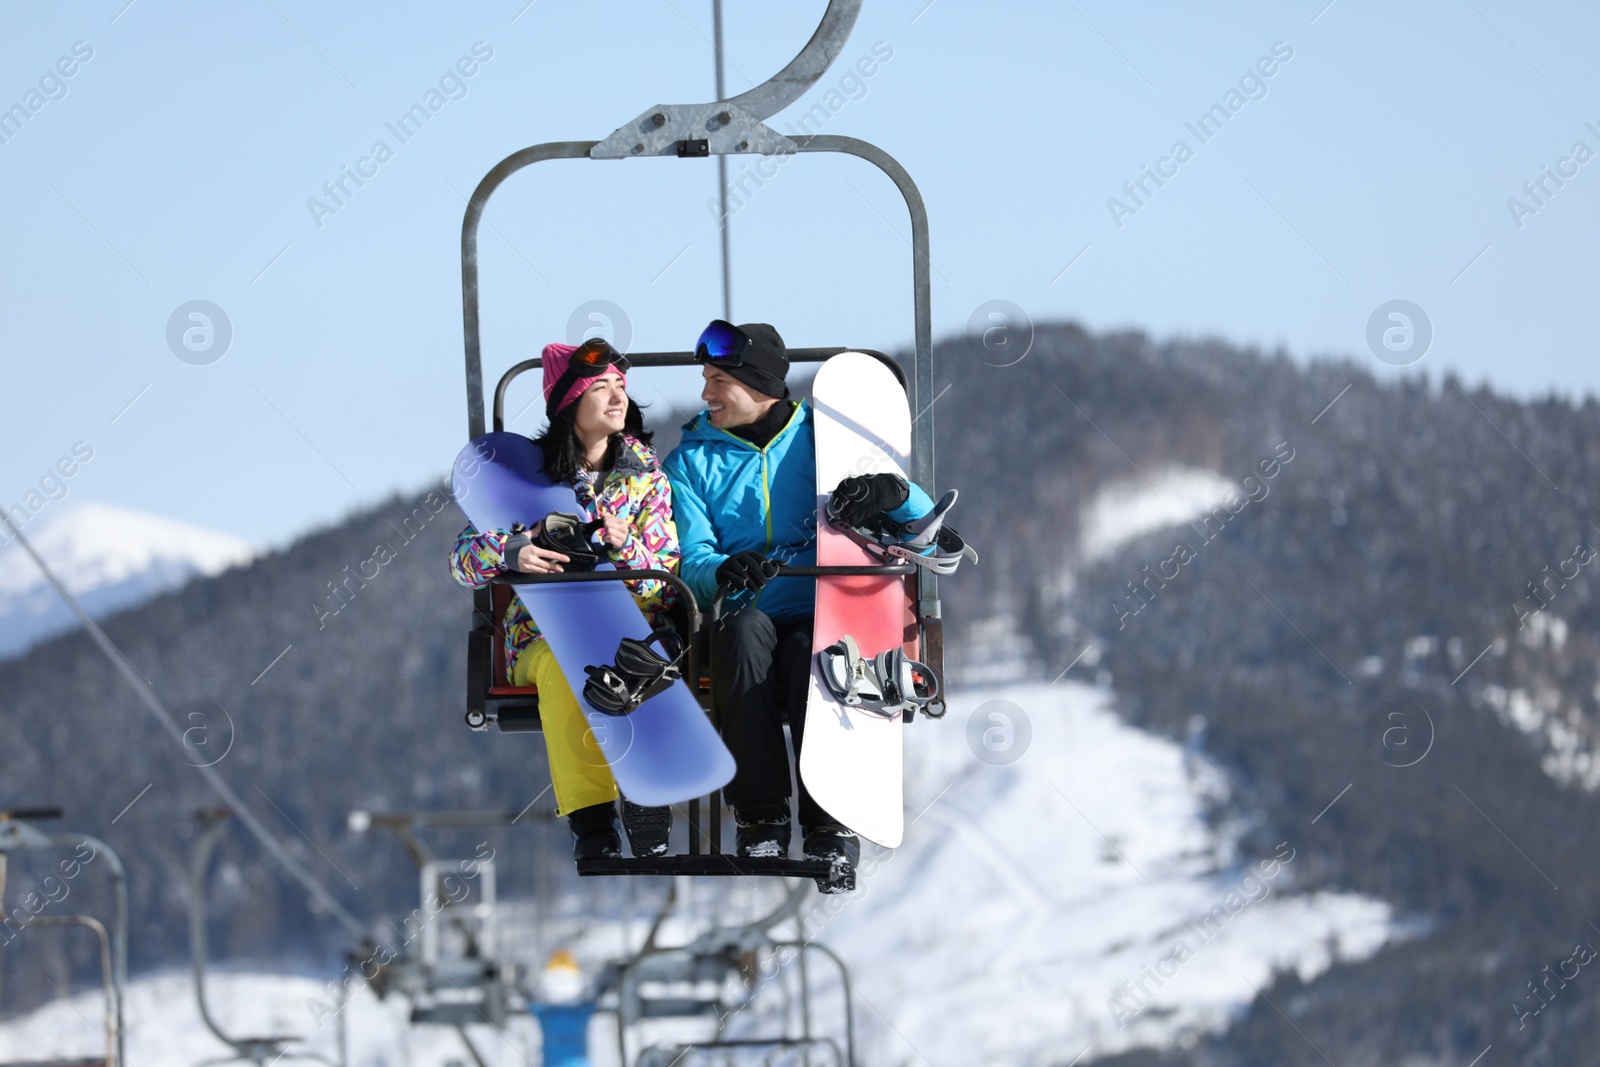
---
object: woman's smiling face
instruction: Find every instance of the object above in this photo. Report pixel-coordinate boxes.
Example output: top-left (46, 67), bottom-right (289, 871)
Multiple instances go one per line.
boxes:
top-left (573, 370), bottom-right (628, 439)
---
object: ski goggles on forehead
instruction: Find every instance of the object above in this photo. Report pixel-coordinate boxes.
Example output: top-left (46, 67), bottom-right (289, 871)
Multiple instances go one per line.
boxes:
top-left (547, 338), bottom-right (629, 416)
top-left (569, 337), bottom-right (629, 375)
top-left (694, 319), bottom-right (752, 367)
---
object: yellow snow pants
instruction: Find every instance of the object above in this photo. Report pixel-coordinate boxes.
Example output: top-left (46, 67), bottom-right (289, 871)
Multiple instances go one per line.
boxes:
top-left (512, 639), bottom-right (618, 816)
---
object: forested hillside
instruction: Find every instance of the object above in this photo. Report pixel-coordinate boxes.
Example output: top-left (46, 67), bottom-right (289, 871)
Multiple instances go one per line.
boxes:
top-left (934, 325), bottom-right (1600, 1065)
top-left (0, 483), bottom-right (584, 1005)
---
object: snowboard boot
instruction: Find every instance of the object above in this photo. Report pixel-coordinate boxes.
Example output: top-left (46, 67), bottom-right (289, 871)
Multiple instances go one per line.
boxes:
top-left (621, 799), bottom-right (672, 858)
top-left (568, 801), bottom-right (621, 862)
top-left (733, 801), bottom-right (792, 859)
top-left (803, 825), bottom-right (860, 894)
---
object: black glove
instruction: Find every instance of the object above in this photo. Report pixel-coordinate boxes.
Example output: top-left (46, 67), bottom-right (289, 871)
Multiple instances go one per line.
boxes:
top-left (830, 474), bottom-right (909, 527)
top-left (717, 550), bottom-right (781, 593)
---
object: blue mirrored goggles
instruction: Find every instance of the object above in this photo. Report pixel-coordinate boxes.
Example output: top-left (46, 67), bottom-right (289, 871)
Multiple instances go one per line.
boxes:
top-left (694, 319), bottom-right (752, 366)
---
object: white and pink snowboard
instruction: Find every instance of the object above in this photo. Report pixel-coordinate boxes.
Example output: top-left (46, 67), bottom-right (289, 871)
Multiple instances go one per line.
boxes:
top-left (800, 352), bottom-right (916, 848)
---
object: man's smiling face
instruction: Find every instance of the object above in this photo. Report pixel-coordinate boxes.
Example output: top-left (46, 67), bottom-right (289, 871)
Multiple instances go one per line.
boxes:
top-left (701, 364), bottom-right (777, 429)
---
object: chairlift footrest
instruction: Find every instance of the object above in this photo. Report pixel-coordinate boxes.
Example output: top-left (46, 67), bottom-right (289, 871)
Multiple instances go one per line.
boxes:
top-left (576, 855), bottom-right (831, 878)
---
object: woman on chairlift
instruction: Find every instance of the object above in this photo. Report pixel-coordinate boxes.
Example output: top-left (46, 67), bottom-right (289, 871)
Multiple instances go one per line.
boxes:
top-left (450, 339), bottom-right (680, 863)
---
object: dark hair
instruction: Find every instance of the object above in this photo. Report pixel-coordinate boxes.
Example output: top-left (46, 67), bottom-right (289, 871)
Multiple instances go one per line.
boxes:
top-left (533, 397), bottom-right (653, 485)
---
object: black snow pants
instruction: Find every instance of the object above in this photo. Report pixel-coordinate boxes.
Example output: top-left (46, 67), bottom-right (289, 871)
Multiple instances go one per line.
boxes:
top-left (712, 607), bottom-right (833, 829)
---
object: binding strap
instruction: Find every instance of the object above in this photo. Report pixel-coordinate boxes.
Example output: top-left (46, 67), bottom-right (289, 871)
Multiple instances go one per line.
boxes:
top-left (582, 628), bottom-right (686, 716)
top-left (884, 523), bottom-right (979, 576)
top-left (873, 646), bottom-right (940, 711)
top-left (818, 635), bottom-right (883, 708)
top-left (817, 635), bottom-right (941, 719)
top-left (530, 512), bottom-right (605, 572)
top-left (825, 488), bottom-right (977, 576)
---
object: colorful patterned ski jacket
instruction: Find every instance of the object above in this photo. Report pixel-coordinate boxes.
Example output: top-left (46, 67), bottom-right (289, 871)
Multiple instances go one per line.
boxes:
top-left (663, 400), bottom-right (932, 623)
top-left (449, 433), bottom-right (679, 681)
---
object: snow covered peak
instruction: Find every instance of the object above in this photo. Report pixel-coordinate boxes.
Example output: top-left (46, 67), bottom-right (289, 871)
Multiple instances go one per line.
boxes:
top-left (0, 501), bottom-right (255, 658)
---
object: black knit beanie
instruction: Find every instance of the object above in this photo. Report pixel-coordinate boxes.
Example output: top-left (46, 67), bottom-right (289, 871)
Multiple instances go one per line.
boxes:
top-left (721, 323), bottom-right (790, 399)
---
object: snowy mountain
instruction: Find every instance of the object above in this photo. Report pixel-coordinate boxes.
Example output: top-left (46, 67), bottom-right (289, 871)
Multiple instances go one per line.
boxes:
top-left (0, 501), bottom-right (255, 659)
top-left (6, 323), bottom-right (1600, 1063)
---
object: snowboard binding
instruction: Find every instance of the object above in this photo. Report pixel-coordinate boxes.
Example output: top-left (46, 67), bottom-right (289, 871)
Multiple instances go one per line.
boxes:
top-left (583, 628), bottom-right (687, 716)
top-left (515, 512), bottom-right (606, 572)
top-left (876, 644), bottom-right (941, 716)
top-left (824, 488), bottom-right (978, 576)
top-left (818, 634), bottom-right (941, 718)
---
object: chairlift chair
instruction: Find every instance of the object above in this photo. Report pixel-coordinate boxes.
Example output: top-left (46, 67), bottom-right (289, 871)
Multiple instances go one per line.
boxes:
top-left (609, 893), bottom-right (858, 1067)
top-left (0, 808), bottom-right (127, 1067)
top-left (189, 810), bottom-right (340, 1067)
top-left (457, 0), bottom-right (942, 879)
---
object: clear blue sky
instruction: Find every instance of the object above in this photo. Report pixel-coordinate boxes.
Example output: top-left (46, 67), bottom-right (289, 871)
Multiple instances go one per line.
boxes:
top-left (2, 0), bottom-right (1596, 548)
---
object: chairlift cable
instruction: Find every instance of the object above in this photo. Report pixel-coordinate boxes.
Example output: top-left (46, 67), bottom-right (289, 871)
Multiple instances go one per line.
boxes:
top-left (713, 0), bottom-right (733, 321)
top-left (0, 511), bottom-right (366, 938)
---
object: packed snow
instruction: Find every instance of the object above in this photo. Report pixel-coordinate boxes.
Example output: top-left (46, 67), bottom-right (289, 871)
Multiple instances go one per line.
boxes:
top-left (0, 501), bottom-right (254, 657)
top-left (786, 682), bottom-right (1406, 1064)
top-left (1077, 467), bottom-right (1238, 563)
top-left (0, 683), bottom-right (1406, 1066)
top-left (0, 969), bottom-right (547, 1067)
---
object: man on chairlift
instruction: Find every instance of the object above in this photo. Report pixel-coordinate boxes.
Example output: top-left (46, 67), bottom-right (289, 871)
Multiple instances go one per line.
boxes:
top-left (663, 321), bottom-right (936, 892)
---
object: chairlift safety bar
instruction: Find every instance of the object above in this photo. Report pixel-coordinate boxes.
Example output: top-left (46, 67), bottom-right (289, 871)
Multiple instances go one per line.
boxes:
top-left (490, 348), bottom-right (906, 434)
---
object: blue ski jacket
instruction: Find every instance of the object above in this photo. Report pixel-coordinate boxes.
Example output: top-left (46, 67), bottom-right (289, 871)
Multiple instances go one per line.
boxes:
top-left (663, 400), bottom-right (933, 622)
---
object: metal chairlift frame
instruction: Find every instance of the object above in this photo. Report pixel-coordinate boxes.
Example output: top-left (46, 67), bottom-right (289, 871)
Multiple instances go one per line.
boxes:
top-left (345, 809), bottom-right (527, 1041)
top-left (0, 808), bottom-right (127, 1067)
top-left (607, 872), bottom-right (858, 1066)
top-left (458, 0), bottom-right (940, 878)
top-left (189, 810), bottom-right (340, 1067)
top-left (617, 938), bottom-right (856, 1067)
top-left (282, 808), bottom-right (540, 1067)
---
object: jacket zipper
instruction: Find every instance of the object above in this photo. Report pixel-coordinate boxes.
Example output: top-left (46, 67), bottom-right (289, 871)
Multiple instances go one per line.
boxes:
top-left (761, 449), bottom-right (773, 551)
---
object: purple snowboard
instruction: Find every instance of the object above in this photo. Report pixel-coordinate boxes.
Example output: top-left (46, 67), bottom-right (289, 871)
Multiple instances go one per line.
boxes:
top-left (452, 432), bottom-right (734, 807)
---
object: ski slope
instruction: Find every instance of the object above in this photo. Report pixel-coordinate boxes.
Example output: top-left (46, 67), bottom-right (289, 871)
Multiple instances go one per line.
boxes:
top-left (822, 681), bottom-right (1404, 1063)
top-left (0, 970), bottom-right (550, 1066)
top-left (1077, 466), bottom-right (1238, 563)
top-left (0, 684), bottom-right (1403, 1066)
